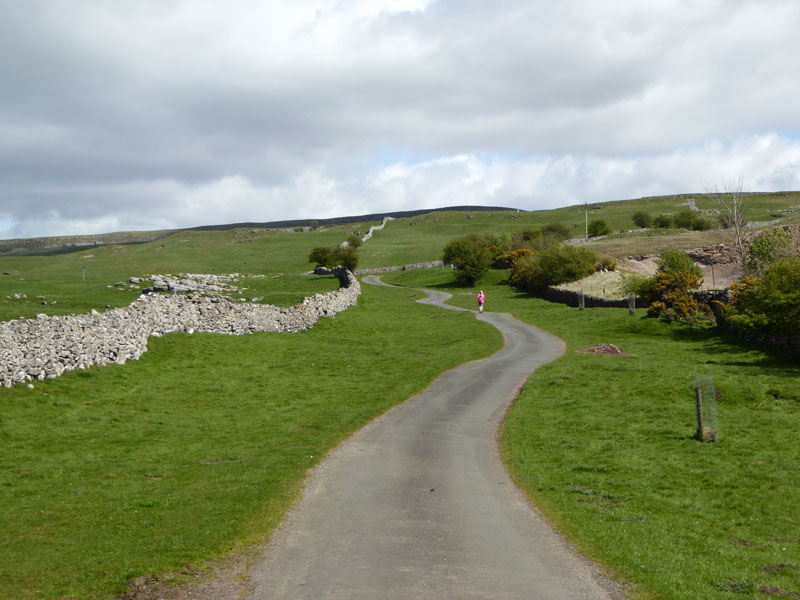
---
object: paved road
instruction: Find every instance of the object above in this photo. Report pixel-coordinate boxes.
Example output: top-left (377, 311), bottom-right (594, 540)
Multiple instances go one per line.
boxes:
top-left (248, 278), bottom-right (624, 599)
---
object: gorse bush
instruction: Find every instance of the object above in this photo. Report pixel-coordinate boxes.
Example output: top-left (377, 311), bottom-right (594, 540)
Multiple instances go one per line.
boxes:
top-left (509, 245), bottom-right (597, 293)
top-left (646, 271), bottom-right (703, 323)
top-left (493, 248), bottom-right (534, 269)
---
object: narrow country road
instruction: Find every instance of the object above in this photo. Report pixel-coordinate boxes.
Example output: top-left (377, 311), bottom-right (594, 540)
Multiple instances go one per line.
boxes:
top-left (246, 278), bottom-right (624, 599)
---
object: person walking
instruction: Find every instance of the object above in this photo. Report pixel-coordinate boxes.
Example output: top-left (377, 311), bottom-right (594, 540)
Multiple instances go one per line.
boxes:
top-left (477, 290), bottom-right (485, 314)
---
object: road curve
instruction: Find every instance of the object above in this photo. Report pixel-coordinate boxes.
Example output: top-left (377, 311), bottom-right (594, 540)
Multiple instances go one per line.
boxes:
top-left (248, 277), bottom-right (624, 599)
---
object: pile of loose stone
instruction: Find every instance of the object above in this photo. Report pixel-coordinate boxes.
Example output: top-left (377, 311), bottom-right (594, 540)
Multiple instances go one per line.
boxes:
top-left (0, 268), bottom-right (359, 388)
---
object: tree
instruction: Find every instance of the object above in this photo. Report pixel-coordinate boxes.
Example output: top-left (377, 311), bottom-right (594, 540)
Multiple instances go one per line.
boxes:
top-left (442, 235), bottom-right (492, 286)
top-left (345, 234), bottom-right (363, 249)
top-left (587, 219), bottom-right (610, 237)
top-left (708, 179), bottom-right (748, 270)
top-left (308, 246), bottom-right (337, 269)
top-left (335, 246), bottom-right (359, 271)
top-left (632, 211), bottom-right (652, 229)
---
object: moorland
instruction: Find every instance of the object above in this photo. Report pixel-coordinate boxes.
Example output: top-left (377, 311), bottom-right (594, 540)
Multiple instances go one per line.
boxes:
top-left (1, 192), bottom-right (799, 599)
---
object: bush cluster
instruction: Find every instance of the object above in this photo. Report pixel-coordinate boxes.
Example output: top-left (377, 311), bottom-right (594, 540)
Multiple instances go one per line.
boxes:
top-left (308, 244), bottom-right (359, 272)
top-left (725, 258), bottom-right (800, 337)
top-left (509, 245), bottom-right (597, 293)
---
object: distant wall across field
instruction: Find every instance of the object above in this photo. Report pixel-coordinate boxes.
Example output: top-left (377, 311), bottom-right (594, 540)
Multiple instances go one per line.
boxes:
top-left (0, 268), bottom-right (360, 388)
top-left (539, 286), bottom-right (730, 309)
top-left (356, 261), bottom-right (446, 275)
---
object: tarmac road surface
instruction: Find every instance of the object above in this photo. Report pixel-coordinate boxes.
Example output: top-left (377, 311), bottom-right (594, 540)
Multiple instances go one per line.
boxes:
top-left (247, 278), bottom-right (625, 599)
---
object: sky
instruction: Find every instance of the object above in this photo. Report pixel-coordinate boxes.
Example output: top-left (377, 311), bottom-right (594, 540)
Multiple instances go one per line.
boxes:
top-left (2, 0), bottom-right (800, 239)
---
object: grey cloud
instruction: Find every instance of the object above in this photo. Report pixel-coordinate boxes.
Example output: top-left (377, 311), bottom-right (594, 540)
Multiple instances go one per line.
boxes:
top-left (1, 0), bottom-right (800, 238)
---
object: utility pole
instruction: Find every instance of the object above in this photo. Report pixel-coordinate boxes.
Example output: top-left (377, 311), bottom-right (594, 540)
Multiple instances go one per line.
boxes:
top-left (585, 202), bottom-right (588, 241)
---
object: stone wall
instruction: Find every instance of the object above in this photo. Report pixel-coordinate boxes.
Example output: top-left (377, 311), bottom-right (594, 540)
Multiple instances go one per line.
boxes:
top-left (0, 268), bottom-right (360, 388)
top-left (356, 260), bottom-right (446, 275)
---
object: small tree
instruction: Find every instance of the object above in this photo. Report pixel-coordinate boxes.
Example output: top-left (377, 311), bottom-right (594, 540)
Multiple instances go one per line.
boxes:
top-left (443, 235), bottom-right (492, 286)
top-left (588, 219), bottom-right (610, 237)
top-left (708, 179), bottom-right (748, 270)
top-left (345, 234), bottom-right (363, 250)
top-left (632, 211), bottom-right (653, 229)
top-left (309, 246), bottom-right (337, 269)
top-left (335, 246), bottom-right (359, 271)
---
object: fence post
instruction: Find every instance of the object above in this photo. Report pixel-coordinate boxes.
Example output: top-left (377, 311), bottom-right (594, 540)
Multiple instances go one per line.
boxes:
top-left (695, 385), bottom-right (704, 441)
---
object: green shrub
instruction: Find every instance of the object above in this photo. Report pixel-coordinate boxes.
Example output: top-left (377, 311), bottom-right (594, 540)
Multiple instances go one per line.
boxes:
top-left (540, 223), bottom-right (571, 240)
top-left (587, 219), bottom-right (610, 236)
top-left (346, 234), bottom-right (363, 249)
top-left (673, 209), bottom-right (712, 231)
top-left (727, 258), bottom-right (800, 336)
top-left (653, 214), bottom-right (672, 229)
top-left (657, 249), bottom-right (703, 278)
top-left (747, 228), bottom-right (793, 276)
top-left (621, 273), bottom-right (659, 303)
top-left (632, 211), bottom-right (653, 228)
top-left (335, 246), bottom-right (359, 271)
top-left (509, 245), bottom-right (597, 293)
top-left (308, 245), bottom-right (359, 271)
top-left (443, 235), bottom-right (492, 286)
top-left (308, 246), bottom-right (338, 268)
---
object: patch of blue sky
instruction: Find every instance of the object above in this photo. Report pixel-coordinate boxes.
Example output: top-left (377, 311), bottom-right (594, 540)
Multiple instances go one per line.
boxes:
top-left (0, 217), bottom-right (15, 240)
top-left (375, 146), bottom-right (439, 167)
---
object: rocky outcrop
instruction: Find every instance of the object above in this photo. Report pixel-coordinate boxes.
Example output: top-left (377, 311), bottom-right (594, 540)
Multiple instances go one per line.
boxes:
top-left (0, 268), bottom-right (359, 388)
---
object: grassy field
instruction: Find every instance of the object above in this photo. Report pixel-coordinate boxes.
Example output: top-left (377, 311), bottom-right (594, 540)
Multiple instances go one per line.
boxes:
top-left (384, 267), bottom-right (800, 600)
top-left (0, 274), bottom-right (502, 599)
top-left (2, 191), bottom-right (800, 599)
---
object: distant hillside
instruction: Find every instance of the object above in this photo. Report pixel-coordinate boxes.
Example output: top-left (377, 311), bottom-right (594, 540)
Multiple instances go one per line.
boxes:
top-left (0, 206), bottom-right (518, 255)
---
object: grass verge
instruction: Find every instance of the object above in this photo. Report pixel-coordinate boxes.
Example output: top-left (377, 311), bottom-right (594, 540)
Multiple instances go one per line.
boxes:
top-left (384, 267), bottom-right (800, 600)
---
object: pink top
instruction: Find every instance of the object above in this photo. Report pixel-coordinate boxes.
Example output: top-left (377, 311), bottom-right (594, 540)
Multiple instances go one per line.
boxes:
top-left (477, 292), bottom-right (485, 304)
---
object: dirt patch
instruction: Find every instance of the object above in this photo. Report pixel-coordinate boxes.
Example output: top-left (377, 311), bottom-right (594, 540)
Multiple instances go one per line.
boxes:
top-left (577, 344), bottom-right (631, 356)
top-left (119, 551), bottom-right (255, 600)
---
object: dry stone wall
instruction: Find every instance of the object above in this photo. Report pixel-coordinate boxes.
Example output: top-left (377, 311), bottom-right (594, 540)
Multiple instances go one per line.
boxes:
top-left (0, 268), bottom-right (359, 388)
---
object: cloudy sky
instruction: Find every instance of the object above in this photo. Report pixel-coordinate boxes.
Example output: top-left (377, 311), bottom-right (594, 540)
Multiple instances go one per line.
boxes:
top-left (1, 0), bottom-right (799, 239)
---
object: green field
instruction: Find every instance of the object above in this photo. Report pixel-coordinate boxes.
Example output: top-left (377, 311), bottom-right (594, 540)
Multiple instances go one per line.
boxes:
top-left (2, 192), bottom-right (800, 599)
top-left (384, 267), bottom-right (800, 600)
